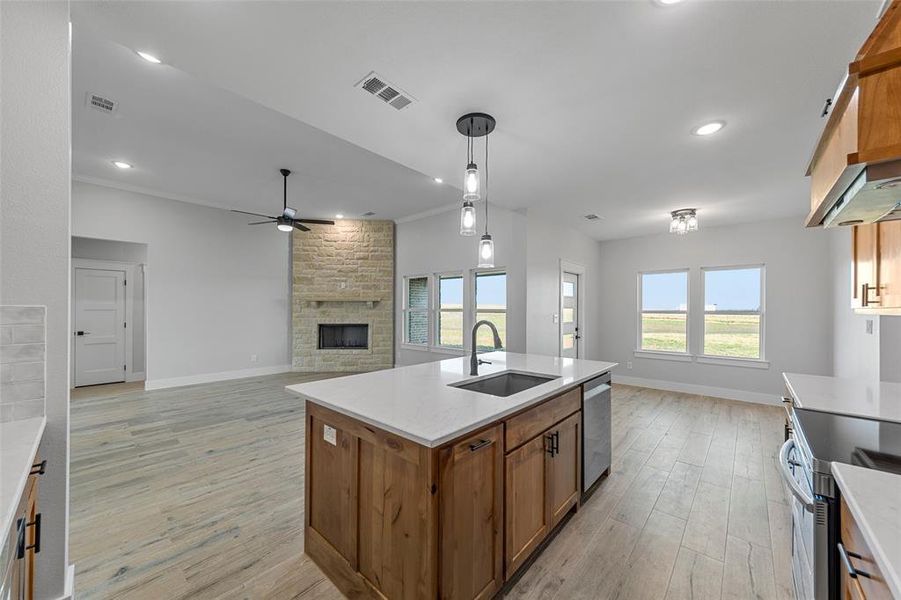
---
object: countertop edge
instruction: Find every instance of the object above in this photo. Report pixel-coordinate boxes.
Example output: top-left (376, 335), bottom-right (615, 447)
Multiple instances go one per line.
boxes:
top-left (288, 364), bottom-right (615, 448)
top-left (832, 462), bottom-right (901, 600)
top-left (0, 416), bottom-right (46, 547)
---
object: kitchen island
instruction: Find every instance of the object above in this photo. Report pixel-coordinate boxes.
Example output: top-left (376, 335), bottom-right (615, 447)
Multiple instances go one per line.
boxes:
top-left (286, 352), bottom-right (616, 600)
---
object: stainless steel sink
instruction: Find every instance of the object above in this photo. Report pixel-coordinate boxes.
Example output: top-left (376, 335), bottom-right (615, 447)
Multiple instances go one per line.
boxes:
top-left (449, 370), bottom-right (559, 397)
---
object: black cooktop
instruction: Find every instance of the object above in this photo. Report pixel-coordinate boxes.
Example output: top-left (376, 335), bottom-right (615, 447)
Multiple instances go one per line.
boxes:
top-left (793, 408), bottom-right (901, 476)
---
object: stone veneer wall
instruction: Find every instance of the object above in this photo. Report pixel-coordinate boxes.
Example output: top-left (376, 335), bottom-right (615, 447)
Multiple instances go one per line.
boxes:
top-left (292, 220), bottom-right (394, 372)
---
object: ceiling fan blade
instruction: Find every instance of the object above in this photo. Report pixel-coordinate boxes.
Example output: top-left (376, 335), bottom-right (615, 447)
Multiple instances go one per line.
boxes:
top-left (293, 222), bottom-right (311, 232)
top-left (232, 209), bottom-right (276, 219)
top-left (294, 218), bottom-right (336, 225)
top-left (247, 221), bottom-right (277, 225)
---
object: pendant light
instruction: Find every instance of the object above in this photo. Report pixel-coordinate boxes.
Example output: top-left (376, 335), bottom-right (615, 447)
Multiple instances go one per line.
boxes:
top-left (456, 113), bottom-right (497, 263)
top-left (478, 129), bottom-right (495, 268)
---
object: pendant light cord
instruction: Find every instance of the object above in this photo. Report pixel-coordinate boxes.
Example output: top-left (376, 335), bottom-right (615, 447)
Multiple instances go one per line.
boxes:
top-left (484, 132), bottom-right (489, 234)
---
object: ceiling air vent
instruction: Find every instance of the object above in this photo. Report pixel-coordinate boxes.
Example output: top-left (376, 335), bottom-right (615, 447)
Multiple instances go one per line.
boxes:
top-left (584, 214), bottom-right (602, 221)
top-left (361, 211), bottom-right (376, 217)
top-left (355, 71), bottom-right (416, 111)
top-left (86, 92), bottom-right (118, 115)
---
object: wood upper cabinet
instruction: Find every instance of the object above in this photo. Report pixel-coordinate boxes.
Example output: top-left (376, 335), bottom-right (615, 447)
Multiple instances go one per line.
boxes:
top-left (438, 425), bottom-right (503, 600)
top-left (852, 220), bottom-right (901, 311)
top-left (504, 400), bottom-right (581, 579)
top-left (806, 0), bottom-right (901, 227)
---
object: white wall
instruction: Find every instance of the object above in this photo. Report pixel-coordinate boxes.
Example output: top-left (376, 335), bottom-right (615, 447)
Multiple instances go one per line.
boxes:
top-left (525, 209), bottom-right (604, 360)
top-left (72, 181), bottom-right (291, 388)
top-left (395, 205), bottom-right (527, 365)
top-left (597, 218), bottom-right (833, 401)
top-left (71, 237), bottom-right (148, 375)
top-left (830, 228), bottom-right (882, 381)
top-left (0, 1), bottom-right (72, 596)
top-left (881, 316), bottom-right (901, 383)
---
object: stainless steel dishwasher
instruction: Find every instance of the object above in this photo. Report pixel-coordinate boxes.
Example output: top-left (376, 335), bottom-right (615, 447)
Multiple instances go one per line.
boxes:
top-left (582, 372), bottom-right (611, 498)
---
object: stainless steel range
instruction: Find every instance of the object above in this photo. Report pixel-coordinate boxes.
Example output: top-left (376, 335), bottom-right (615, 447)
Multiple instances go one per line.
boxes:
top-left (779, 407), bottom-right (901, 600)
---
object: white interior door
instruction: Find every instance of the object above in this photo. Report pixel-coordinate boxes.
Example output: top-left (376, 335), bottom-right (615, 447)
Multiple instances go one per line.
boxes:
top-left (74, 267), bottom-right (126, 386)
top-left (561, 272), bottom-right (580, 358)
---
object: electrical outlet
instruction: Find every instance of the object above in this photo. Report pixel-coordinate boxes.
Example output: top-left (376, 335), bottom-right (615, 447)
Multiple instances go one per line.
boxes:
top-left (553, 314), bottom-right (559, 324)
top-left (866, 319), bottom-right (874, 335)
top-left (627, 361), bottom-right (633, 370)
top-left (339, 281), bottom-right (347, 289)
top-left (250, 354), bottom-right (259, 363)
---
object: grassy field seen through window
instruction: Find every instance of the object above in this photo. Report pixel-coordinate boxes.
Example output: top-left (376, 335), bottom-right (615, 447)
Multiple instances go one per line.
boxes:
top-left (437, 308), bottom-right (507, 350)
top-left (641, 313), bottom-right (760, 358)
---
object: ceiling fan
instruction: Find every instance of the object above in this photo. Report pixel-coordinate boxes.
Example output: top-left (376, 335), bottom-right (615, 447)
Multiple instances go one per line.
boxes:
top-left (232, 168), bottom-right (335, 232)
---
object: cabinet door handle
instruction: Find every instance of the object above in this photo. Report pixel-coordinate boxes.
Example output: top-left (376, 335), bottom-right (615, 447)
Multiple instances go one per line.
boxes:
top-left (552, 431), bottom-right (560, 456)
top-left (838, 542), bottom-right (871, 579)
top-left (545, 434), bottom-right (555, 456)
top-left (30, 459), bottom-right (46, 475)
top-left (16, 514), bottom-right (40, 559)
top-left (861, 283), bottom-right (881, 307)
top-left (469, 439), bottom-right (492, 452)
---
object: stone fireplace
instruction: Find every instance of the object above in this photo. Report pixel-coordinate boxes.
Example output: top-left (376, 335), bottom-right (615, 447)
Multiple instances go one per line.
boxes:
top-left (292, 220), bottom-right (394, 372)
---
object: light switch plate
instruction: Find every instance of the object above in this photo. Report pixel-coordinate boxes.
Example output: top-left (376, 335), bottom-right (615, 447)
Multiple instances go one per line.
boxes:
top-left (553, 313), bottom-right (559, 324)
top-left (323, 424), bottom-right (337, 446)
top-left (866, 319), bottom-right (874, 335)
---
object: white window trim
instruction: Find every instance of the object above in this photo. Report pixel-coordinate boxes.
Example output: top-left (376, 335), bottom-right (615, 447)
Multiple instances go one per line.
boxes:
top-left (700, 264), bottom-right (766, 362)
top-left (636, 268), bottom-right (691, 356)
top-left (473, 268), bottom-right (508, 351)
top-left (435, 271), bottom-right (465, 350)
top-left (401, 274), bottom-right (430, 349)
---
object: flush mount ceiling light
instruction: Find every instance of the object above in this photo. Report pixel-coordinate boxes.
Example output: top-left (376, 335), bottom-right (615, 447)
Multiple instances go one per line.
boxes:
top-left (456, 113), bottom-right (497, 267)
top-left (112, 160), bottom-right (133, 169)
top-left (335, 214), bottom-right (344, 219)
top-left (691, 121), bottom-right (725, 136)
top-left (136, 51), bottom-right (162, 64)
top-left (669, 208), bottom-right (699, 235)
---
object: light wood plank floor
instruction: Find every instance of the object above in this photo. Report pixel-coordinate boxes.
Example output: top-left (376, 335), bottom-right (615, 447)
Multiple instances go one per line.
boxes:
top-left (70, 376), bottom-right (790, 599)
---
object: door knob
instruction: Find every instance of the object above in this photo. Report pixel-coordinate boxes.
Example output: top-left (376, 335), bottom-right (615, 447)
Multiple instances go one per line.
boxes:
top-left (74, 331), bottom-right (90, 336)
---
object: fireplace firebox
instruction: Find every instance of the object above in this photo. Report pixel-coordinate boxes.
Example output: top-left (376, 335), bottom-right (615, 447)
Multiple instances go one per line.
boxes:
top-left (318, 324), bottom-right (369, 350)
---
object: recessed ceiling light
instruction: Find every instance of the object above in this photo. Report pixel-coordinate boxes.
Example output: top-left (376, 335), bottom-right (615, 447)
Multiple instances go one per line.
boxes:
top-left (692, 121), bottom-right (726, 136)
top-left (335, 214), bottom-right (344, 219)
top-left (112, 161), bottom-right (133, 169)
top-left (136, 51), bottom-right (162, 64)
top-left (655, 0), bottom-right (683, 5)
top-left (433, 177), bottom-right (443, 184)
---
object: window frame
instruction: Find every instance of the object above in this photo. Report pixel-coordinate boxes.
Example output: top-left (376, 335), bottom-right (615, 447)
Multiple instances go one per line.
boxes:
top-left (435, 271), bottom-right (466, 351)
top-left (699, 264), bottom-right (766, 362)
top-left (473, 268), bottom-right (508, 351)
top-left (636, 268), bottom-right (691, 356)
top-left (401, 274), bottom-right (431, 349)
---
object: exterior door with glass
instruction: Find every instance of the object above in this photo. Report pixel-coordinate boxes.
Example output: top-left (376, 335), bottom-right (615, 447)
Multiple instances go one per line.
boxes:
top-left (561, 272), bottom-right (580, 358)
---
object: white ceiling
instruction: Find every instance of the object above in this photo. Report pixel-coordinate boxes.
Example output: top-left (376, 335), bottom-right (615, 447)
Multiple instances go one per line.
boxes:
top-left (72, 1), bottom-right (881, 239)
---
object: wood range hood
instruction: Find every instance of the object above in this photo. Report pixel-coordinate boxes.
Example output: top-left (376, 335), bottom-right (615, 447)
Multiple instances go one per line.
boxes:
top-left (805, 0), bottom-right (901, 228)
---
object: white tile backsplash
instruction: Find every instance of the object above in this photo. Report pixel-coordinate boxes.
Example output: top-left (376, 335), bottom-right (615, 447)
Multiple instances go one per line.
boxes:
top-left (0, 306), bottom-right (45, 422)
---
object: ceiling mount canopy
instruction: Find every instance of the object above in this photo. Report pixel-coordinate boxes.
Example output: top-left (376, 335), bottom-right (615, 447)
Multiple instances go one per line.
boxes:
top-left (455, 113), bottom-right (496, 138)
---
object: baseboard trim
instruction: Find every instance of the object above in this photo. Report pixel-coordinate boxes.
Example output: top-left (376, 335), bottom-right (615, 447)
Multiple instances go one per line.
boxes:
top-left (613, 374), bottom-right (781, 406)
top-left (49, 563), bottom-right (75, 600)
top-left (126, 371), bottom-right (145, 383)
top-left (145, 365), bottom-right (291, 390)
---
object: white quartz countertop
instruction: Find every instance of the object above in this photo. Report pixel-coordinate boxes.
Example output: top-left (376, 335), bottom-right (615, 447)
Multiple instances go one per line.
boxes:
top-left (783, 372), bottom-right (901, 425)
top-left (286, 352), bottom-right (617, 448)
top-left (831, 462), bottom-right (901, 599)
top-left (0, 417), bottom-right (45, 545)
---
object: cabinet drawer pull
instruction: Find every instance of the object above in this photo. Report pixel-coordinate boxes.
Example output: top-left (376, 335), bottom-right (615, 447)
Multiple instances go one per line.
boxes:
top-left (838, 543), bottom-right (871, 579)
top-left (16, 513), bottom-right (41, 559)
top-left (30, 459), bottom-right (46, 475)
top-left (468, 439), bottom-right (492, 452)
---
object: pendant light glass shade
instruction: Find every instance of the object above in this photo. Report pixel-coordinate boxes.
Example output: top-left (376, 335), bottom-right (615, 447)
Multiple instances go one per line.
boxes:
top-left (463, 162), bottom-right (480, 201)
top-left (676, 217), bottom-right (688, 235)
top-left (460, 201), bottom-right (477, 236)
top-left (478, 234), bottom-right (495, 268)
top-left (669, 217), bottom-right (679, 233)
top-left (687, 213), bottom-right (699, 231)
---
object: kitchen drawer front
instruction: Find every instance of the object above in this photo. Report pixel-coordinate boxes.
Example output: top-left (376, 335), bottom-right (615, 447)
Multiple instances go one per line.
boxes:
top-left (840, 498), bottom-right (892, 600)
top-left (505, 388), bottom-right (580, 452)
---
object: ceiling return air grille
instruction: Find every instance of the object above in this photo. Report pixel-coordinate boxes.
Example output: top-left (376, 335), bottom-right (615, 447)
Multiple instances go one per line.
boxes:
top-left (355, 71), bottom-right (416, 111)
top-left (86, 92), bottom-right (118, 115)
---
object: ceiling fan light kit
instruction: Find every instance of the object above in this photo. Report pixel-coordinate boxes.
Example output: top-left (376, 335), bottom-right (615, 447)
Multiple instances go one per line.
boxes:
top-left (456, 112), bottom-right (497, 267)
top-left (232, 168), bottom-right (336, 233)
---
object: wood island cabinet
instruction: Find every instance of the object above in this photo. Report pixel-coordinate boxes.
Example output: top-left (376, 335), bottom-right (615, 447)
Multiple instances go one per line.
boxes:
top-left (840, 497), bottom-right (892, 600)
top-left (304, 384), bottom-right (585, 600)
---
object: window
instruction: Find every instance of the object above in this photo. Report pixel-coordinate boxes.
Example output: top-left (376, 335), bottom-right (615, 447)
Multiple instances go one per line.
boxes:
top-left (475, 271), bottom-right (507, 350)
top-left (403, 276), bottom-right (429, 346)
top-left (639, 270), bottom-right (689, 353)
top-left (702, 266), bottom-right (764, 359)
top-left (437, 274), bottom-right (464, 349)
